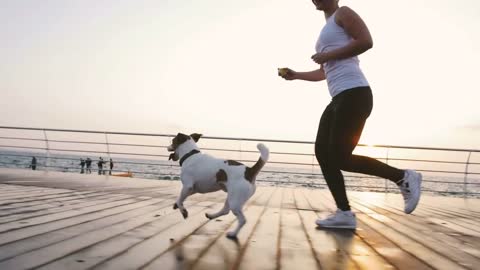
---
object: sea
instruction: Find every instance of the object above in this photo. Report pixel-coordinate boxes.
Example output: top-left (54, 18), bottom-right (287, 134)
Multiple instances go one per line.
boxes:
top-left (1, 150), bottom-right (479, 198)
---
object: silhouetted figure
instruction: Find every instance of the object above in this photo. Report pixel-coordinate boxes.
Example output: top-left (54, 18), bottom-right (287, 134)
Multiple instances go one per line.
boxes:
top-left (30, 157), bottom-right (37, 170)
top-left (97, 157), bottom-right (104, 175)
top-left (80, 158), bottom-right (86, 174)
top-left (86, 158), bottom-right (92, 174)
top-left (109, 158), bottom-right (114, 175)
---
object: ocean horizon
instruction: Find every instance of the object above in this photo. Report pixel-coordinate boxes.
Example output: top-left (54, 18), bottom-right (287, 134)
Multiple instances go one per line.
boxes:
top-left (1, 149), bottom-right (479, 198)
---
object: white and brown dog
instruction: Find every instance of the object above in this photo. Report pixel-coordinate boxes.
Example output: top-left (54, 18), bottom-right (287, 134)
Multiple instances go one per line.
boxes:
top-left (167, 133), bottom-right (269, 239)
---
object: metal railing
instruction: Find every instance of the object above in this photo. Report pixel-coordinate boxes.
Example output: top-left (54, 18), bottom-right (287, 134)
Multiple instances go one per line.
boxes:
top-left (0, 126), bottom-right (479, 197)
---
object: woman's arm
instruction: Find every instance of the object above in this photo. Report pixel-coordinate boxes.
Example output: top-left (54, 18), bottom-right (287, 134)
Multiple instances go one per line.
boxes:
top-left (312, 6), bottom-right (373, 64)
top-left (294, 68), bottom-right (326, 81)
top-left (280, 67), bottom-right (326, 81)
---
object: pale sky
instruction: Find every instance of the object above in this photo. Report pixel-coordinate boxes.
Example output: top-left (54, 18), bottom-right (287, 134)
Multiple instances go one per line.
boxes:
top-left (1, 0), bottom-right (479, 149)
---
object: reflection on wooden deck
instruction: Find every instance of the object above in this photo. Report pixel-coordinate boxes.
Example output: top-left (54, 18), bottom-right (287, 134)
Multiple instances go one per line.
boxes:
top-left (0, 168), bottom-right (479, 270)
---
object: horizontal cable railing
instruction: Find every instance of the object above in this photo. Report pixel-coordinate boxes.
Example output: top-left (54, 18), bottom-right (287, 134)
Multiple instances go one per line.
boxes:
top-left (0, 126), bottom-right (479, 197)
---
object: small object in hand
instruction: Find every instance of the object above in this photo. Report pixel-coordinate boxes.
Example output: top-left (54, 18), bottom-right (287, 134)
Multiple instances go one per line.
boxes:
top-left (278, 68), bottom-right (289, 77)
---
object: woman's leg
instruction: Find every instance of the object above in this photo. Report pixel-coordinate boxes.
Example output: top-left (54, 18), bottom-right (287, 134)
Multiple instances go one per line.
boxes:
top-left (315, 101), bottom-right (352, 211)
top-left (330, 87), bottom-right (422, 214)
top-left (330, 88), bottom-right (404, 182)
top-left (317, 87), bottom-right (404, 211)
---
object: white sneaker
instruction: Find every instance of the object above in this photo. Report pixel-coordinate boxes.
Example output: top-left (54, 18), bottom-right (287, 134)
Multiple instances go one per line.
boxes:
top-left (315, 209), bottom-right (357, 229)
top-left (398, 170), bottom-right (422, 214)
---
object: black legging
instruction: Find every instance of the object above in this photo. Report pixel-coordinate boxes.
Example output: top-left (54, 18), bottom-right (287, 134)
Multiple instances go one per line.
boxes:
top-left (315, 86), bottom-right (404, 211)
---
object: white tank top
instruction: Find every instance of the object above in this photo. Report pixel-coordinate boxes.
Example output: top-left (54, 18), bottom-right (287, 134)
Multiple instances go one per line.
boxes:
top-left (315, 10), bottom-right (369, 97)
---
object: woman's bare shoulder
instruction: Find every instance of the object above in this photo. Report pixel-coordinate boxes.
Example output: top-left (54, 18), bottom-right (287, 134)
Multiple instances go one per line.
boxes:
top-left (335, 6), bottom-right (362, 26)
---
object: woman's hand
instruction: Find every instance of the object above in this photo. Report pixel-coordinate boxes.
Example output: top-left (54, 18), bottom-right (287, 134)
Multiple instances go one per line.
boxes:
top-left (311, 52), bottom-right (331, 65)
top-left (279, 67), bottom-right (325, 82)
top-left (278, 68), bottom-right (296, 80)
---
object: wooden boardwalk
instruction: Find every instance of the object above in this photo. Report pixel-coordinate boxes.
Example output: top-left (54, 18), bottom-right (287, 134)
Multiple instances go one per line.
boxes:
top-left (0, 168), bottom-right (479, 270)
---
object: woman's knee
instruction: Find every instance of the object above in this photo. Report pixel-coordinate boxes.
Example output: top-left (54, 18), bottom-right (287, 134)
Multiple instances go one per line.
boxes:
top-left (333, 154), bottom-right (353, 171)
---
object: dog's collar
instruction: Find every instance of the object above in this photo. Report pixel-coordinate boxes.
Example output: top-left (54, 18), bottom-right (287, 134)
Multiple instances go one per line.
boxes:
top-left (179, 149), bottom-right (200, 166)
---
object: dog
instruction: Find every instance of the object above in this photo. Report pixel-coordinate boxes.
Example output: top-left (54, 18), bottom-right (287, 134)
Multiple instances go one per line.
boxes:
top-left (167, 133), bottom-right (269, 239)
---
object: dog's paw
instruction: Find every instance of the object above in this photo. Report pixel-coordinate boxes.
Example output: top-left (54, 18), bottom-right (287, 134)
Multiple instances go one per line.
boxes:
top-left (205, 213), bottom-right (212, 219)
top-left (181, 209), bottom-right (188, 219)
top-left (173, 203), bottom-right (178, 210)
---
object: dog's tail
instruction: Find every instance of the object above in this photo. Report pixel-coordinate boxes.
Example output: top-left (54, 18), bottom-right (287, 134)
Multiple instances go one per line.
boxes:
top-left (257, 143), bottom-right (270, 162)
top-left (245, 143), bottom-right (269, 183)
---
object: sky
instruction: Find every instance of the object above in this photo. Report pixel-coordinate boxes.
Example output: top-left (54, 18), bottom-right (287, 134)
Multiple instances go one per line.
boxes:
top-left (1, 0), bottom-right (480, 150)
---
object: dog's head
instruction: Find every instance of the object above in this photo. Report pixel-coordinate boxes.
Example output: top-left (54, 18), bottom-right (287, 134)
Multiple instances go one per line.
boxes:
top-left (167, 133), bottom-right (202, 161)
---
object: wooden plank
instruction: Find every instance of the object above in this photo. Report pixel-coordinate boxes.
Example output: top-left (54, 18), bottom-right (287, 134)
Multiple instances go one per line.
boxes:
top-left (349, 193), bottom-right (480, 256)
top-left (0, 191), bottom-right (116, 214)
top-left (0, 199), bottom-right (173, 261)
top-left (0, 184), bottom-right (28, 191)
top-left (418, 200), bottom-right (480, 219)
top-left (0, 191), bottom-right (109, 212)
top-left (0, 190), bottom-right (84, 204)
top-left (180, 188), bottom-right (276, 270)
top-left (131, 189), bottom-right (272, 269)
top-left (348, 198), bottom-right (480, 268)
top-left (94, 186), bottom-right (181, 198)
top-left (0, 196), bottom-right (146, 233)
top-left (0, 184), bottom-right (53, 191)
top-left (417, 194), bottom-right (480, 211)
top-left (88, 206), bottom-right (226, 269)
top-left (236, 187), bottom-right (283, 270)
top-left (354, 218), bottom-right (434, 270)
top-left (0, 197), bottom-right (160, 245)
top-left (361, 191), bottom-right (480, 221)
top-left (0, 189), bottom-right (68, 201)
top-left (35, 201), bottom-right (218, 270)
top-left (278, 188), bottom-right (319, 270)
top-left (373, 192), bottom-right (480, 227)
top-left (354, 192), bottom-right (480, 238)
top-left (403, 205), bottom-right (480, 233)
top-left (0, 199), bottom-right (211, 270)
top-left (1, 169), bottom-right (480, 270)
top-left (311, 190), bottom-right (468, 270)
top-left (304, 189), bottom-right (433, 270)
top-left (298, 188), bottom-right (376, 270)
top-left (0, 194), bottom-right (132, 224)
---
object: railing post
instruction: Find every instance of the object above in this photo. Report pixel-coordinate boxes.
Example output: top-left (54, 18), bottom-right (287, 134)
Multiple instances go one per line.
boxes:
top-left (43, 129), bottom-right (50, 172)
top-left (105, 132), bottom-right (111, 175)
top-left (464, 151), bottom-right (472, 197)
top-left (312, 153), bottom-right (316, 186)
top-left (385, 147), bottom-right (390, 193)
top-left (239, 138), bottom-right (243, 162)
top-left (105, 132), bottom-right (111, 159)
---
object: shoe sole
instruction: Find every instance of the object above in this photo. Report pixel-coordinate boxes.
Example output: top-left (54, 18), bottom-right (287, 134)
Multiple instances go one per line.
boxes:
top-left (405, 172), bottom-right (422, 214)
top-left (316, 224), bottom-right (356, 230)
top-left (315, 222), bottom-right (357, 230)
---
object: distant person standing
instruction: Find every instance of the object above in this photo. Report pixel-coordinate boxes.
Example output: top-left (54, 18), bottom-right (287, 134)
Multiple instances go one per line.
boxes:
top-left (86, 157), bottom-right (92, 174)
top-left (97, 157), bottom-right (104, 175)
top-left (109, 158), bottom-right (114, 175)
top-left (30, 156), bottom-right (37, 170)
top-left (80, 158), bottom-right (86, 174)
top-left (279, 0), bottom-right (422, 229)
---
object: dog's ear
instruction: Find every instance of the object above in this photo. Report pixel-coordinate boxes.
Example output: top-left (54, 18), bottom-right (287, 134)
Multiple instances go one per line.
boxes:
top-left (168, 153), bottom-right (179, 161)
top-left (176, 133), bottom-right (190, 144)
top-left (190, 133), bottom-right (202, 142)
